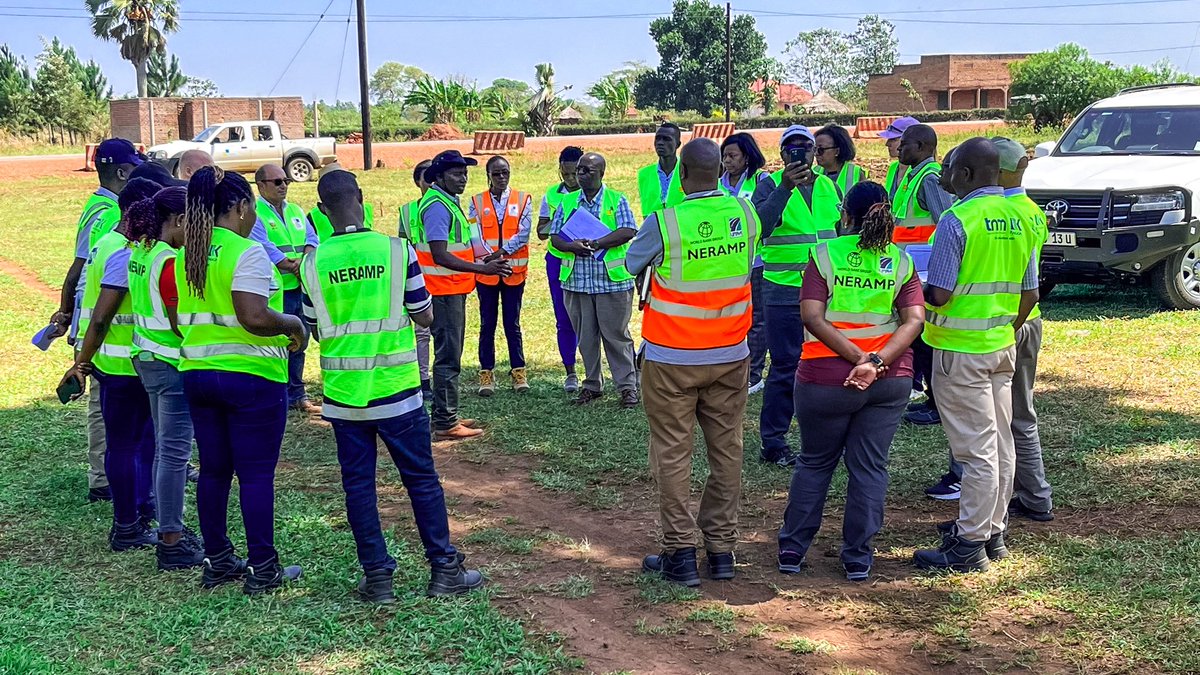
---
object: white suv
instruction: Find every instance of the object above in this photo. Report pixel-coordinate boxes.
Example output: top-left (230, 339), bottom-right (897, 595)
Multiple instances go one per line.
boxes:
top-left (1025, 83), bottom-right (1200, 309)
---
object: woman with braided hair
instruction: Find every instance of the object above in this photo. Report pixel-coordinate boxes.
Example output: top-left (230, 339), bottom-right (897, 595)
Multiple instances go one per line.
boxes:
top-left (176, 166), bottom-right (306, 595)
top-left (776, 181), bottom-right (925, 583)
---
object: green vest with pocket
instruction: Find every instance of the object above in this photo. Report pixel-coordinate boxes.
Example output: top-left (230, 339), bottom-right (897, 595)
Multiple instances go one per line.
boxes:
top-left (129, 240), bottom-right (182, 368)
top-left (760, 172), bottom-right (841, 287)
top-left (557, 188), bottom-right (634, 283)
top-left (79, 231), bottom-right (136, 376)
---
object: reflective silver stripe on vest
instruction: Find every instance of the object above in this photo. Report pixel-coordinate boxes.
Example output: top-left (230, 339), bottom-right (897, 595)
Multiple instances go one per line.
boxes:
top-left (146, 246), bottom-right (174, 318)
top-left (132, 332), bottom-right (180, 360)
top-left (321, 351), bottom-right (417, 371)
top-left (321, 317), bottom-right (411, 340)
top-left (135, 315), bottom-right (173, 331)
top-left (177, 312), bottom-right (243, 328)
top-left (78, 309), bottom-right (135, 325)
top-left (302, 237), bottom-right (411, 339)
top-left (926, 311), bottom-right (1017, 331)
top-left (650, 297), bottom-right (751, 320)
top-left (321, 392), bottom-right (424, 422)
top-left (604, 255), bottom-right (627, 271)
top-left (98, 342), bottom-right (132, 359)
top-left (275, 245), bottom-right (303, 254)
top-left (506, 257), bottom-right (529, 267)
top-left (181, 343), bottom-right (288, 360)
top-left (762, 261), bottom-right (808, 272)
top-left (764, 234), bottom-right (819, 245)
top-left (838, 322), bottom-right (898, 338)
top-left (825, 310), bottom-right (899, 323)
top-left (657, 198), bottom-right (758, 293)
top-left (953, 281), bottom-right (1023, 296)
top-left (419, 265), bottom-right (463, 277)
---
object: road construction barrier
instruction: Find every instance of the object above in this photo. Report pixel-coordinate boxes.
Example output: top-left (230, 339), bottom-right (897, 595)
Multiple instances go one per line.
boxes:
top-left (854, 116), bottom-right (900, 139)
top-left (473, 131), bottom-right (526, 154)
top-left (691, 122), bottom-right (735, 142)
top-left (83, 143), bottom-right (147, 171)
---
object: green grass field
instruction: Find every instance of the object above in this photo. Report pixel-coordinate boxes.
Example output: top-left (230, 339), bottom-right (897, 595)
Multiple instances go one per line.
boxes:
top-left (2, 133), bottom-right (1199, 673)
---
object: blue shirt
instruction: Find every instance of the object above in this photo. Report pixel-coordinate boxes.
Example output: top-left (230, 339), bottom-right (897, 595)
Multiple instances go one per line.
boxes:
top-left (658, 164), bottom-right (673, 201)
top-left (549, 186), bottom-right (638, 294)
top-left (927, 186), bottom-right (1039, 293)
top-left (421, 185), bottom-right (462, 243)
top-left (249, 218), bottom-right (287, 265)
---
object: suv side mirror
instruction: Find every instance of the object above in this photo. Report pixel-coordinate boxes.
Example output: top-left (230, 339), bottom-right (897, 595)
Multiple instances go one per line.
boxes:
top-left (1034, 141), bottom-right (1055, 159)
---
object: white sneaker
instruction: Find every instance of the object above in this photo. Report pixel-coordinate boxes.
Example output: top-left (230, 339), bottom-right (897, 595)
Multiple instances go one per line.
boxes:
top-left (748, 380), bottom-right (765, 395)
top-left (909, 389), bottom-right (926, 403)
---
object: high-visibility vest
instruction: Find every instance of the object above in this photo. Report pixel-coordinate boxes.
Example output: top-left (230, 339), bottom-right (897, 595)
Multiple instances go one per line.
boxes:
top-left (822, 162), bottom-right (869, 200)
top-left (802, 234), bottom-right (913, 360)
top-left (398, 200), bottom-right (419, 241)
top-left (760, 172), bottom-right (841, 287)
top-left (558, 188), bottom-right (634, 284)
top-left (543, 183), bottom-right (576, 260)
top-left (891, 161), bottom-right (942, 246)
top-left (719, 170), bottom-right (767, 199)
top-left (637, 162), bottom-right (684, 219)
top-left (79, 191), bottom-right (118, 253)
top-left (411, 187), bottom-right (476, 296)
top-left (924, 194), bottom-right (1035, 354)
top-left (256, 197), bottom-right (309, 290)
top-left (79, 231), bottom-right (136, 376)
top-left (642, 196), bottom-right (759, 350)
top-left (471, 190), bottom-right (531, 286)
top-left (312, 203), bottom-right (376, 243)
top-left (175, 227), bottom-right (288, 382)
top-left (1007, 187), bottom-right (1048, 321)
top-left (300, 231), bottom-right (421, 420)
top-left (129, 240), bottom-right (181, 368)
top-left (884, 161), bottom-right (902, 199)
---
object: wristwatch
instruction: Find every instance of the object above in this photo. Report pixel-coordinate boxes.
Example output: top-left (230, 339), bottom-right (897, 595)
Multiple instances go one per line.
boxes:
top-left (867, 353), bottom-right (884, 368)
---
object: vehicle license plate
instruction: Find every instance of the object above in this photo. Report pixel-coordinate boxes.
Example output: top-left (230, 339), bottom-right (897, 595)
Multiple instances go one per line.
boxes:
top-left (1047, 231), bottom-right (1077, 247)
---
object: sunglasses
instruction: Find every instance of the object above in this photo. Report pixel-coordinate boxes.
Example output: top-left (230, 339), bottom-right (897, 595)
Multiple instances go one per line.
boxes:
top-left (258, 178), bottom-right (291, 187)
top-left (815, 146), bottom-right (837, 154)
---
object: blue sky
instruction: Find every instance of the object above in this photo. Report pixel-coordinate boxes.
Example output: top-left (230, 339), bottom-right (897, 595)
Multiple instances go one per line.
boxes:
top-left (3, 0), bottom-right (1199, 101)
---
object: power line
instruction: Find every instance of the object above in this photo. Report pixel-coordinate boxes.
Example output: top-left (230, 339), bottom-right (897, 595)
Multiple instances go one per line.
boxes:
top-left (333, 0), bottom-right (353, 103)
top-left (746, 0), bottom-right (1191, 16)
top-left (266, 0), bottom-right (339, 96)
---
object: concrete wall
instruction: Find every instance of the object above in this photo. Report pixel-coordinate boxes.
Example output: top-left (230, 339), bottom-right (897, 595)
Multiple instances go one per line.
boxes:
top-left (109, 97), bottom-right (305, 145)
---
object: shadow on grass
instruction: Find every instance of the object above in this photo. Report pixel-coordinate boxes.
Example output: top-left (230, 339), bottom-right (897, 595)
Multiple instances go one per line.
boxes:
top-left (1039, 283), bottom-right (1166, 321)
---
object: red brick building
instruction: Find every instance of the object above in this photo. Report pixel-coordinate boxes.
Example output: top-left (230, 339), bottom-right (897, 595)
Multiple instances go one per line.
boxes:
top-left (749, 79), bottom-right (814, 112)
top-left (867, 54), bottom-right (1029, 112)
top-left (109, 96), bottom-right (306, 145)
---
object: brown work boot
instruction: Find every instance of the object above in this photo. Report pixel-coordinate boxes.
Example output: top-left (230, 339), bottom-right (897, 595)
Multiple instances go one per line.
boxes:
top-left (459, 418), bottom-right (482, 429)
top-left (477, 370), bottom-right (495, 397)
top-left (291, 399), bottom-right (323, 415)
top-left (511, 368), bottom-right (530, 393)
top-left (571, 389), bottom-right (603, 406)
top-left (433, 424), bottom-right (484, 441)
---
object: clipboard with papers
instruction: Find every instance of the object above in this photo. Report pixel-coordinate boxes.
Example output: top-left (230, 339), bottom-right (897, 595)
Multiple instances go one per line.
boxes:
top-left (558, 208), bottom-right (611, 261)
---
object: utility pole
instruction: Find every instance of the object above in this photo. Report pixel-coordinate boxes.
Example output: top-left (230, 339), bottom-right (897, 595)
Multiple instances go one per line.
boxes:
top-left (356, 0), bottom-right (373, 170)
top-left (724, 3), bottom-right (732, 122)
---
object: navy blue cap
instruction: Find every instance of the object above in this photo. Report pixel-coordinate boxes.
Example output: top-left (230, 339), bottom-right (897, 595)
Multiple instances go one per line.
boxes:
top-left (424, 150), bottom-right (478, 182)
top-left (95, 138), bottom-right (144, 166)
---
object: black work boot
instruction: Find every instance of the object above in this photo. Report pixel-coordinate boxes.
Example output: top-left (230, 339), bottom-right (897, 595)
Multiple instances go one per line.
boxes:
top-left (642, 547), bottom-right (701, 587)
top-left (914, 534), bottom-right (990, 572)
top-left (358, 568), bottom-right (396, 604)
top-left (937, 521), bottom-right (1009, 561)
top-left (156, 530), bottom-right (205, 571)
top-left (706, 551), bottom-right (735, 581)
top-left (201, 548), bottom-right (248, 589)
top-left (243, 557), bottom-right (303, 596)
top-left (109, 520), bottom-right (157, 552)
top-left (87, 486), bottom-right (112, 503)
top-left (427, 553), bottom-right (485, 597)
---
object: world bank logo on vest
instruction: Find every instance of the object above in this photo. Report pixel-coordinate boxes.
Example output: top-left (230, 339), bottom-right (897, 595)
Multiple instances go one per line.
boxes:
top-left (728, 217), bottom-right (743, 238)
top-left (847, 251), bottom-right (863, 268)
top-left (697, 221), bottom-right (714, 238)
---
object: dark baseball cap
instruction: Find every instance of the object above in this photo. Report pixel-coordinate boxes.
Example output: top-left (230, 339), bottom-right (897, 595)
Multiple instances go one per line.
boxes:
top-left (424, 149), bottom-right (478, 182)
top-left (130, 160), bottom-right (187, 187)
top-left (95, 138), bottom-right (145, 166)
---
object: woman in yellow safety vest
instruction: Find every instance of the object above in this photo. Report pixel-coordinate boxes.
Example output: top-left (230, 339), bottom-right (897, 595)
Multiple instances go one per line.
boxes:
top-left (814, 124), bottom-right (868, 200)
top-left (176, 166), bottom-right (307, 595)
top-left (777, 181), bottom-right (925, 583)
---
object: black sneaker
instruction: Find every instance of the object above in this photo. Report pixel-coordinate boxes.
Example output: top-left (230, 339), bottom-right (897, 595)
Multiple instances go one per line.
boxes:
top-left (761, 450), bottom-right (799, 468)
top-left (428, 553), bottom-right (485, 597)
top-left (109, 521), bottom-right (157, 552)
top-left (201, 548), bottom-right (248, 589)
top-left (186, 464), bottom-right (200, 484)
top-left (906, 401), bottom-right (929, 413)
top-left (778, 550), bottom-right (806, 574)
top-left (87, 486), bottom-right (112, 503)
top-left (358, 568), bottom-right (396, 604)
top-left (937, 521), bottom-right (1009, 561)
top-left (642, 547), bottom-right (701, 587)
top-left (914, 534), bottom-right (990, 573)
top-left (243, 557), bottom-right (303, 596)
top-left (924, 472), bottom-right (961, 501)
top-left (706, 551), bottom-right (735, 581)
top-left (157, 534), bottom-right (205, 571)
top-left (1008, 498), bottom-right (1054, 522)
top-left (619, 389), bottom-right (640, 409)
top-left (903, 407), bottom-right (942, 426)
top-left (844, 562), bottom-right (871, 582)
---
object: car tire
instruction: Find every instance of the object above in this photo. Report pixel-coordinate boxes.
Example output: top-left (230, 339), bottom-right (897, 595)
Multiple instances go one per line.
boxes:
top-left (1152, 242), bottom-right (1200, 309)
top-left (285, 156), bottom-right (315, 183)
top-left (1038, 281), bottom-right (1056, 299)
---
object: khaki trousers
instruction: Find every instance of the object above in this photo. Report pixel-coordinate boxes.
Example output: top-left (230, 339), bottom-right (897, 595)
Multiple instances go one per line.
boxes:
top-left (643, 357), bottom-right (749, 553)
top-left (932, 346), bottom-right (1016, 542)
top-left (87, 374), bottom-right (108, 489)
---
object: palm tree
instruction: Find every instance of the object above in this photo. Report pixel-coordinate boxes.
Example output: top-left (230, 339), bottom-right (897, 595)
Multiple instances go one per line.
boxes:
top-left (526, 63), bottom-right (569, 137)
top-left (404, 77), bottom-right (465, 125)
top-left (86, 0), bottom-right (180, 98)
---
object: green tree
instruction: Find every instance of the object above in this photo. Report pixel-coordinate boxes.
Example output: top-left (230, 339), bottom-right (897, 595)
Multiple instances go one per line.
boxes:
top-left (481, 77), bottom-right (531, 120)
top-left (0, 46), bottom-right (35, 132)
top-left (634, 0), bottom-right (768, 115)
top-left (404, 77), bottom-right (466, 124)
top-left (751, 56), bottom-right (784, 112)
top-left (840, 15), bottom-right (898, 107)
top-left (86, 0), bottom-right (180, 98)
top-left (32, 39), bottom-right (92, 142)
top-left (588, 76), bottom-right (634, 120)
top-left (784, 15), bottom-right (898, 109)
top-left (783, 27), bottom-right (849, 96)
top-left (369, 61), bottom-right (426, 104)
top-left (526, 63), bottom-right (568, 136)
top-left (147, 50), bottom-right (186, 96)
top-left (184, 77), bottom-right (218, 97)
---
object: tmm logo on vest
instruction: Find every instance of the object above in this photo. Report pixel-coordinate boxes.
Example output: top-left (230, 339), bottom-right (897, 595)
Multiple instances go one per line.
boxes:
top-left (327, 265), bottom-right (386, 284)
top-left (985, 217), bottom-right (1023, 234)
top-left (834, 274), bottom-right (896, 290)
top-left (687, 241), bottom-right (746, 261)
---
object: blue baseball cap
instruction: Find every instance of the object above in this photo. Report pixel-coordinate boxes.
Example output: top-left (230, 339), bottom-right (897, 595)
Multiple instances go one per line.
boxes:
top-left (779, 124), bottom-right (815, 146)
top-left (879, 116), bottom-right (920, 140)
top-left (95, 138), bottom-right (145, 166)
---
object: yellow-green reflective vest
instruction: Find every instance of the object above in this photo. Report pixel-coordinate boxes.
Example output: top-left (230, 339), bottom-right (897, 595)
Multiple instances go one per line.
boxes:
top-left (256, 197), bottom-right (309, 290)
top-left (398, 200), bottom-right (419, 240)
top-left (300, 231), bottom-right (420, 420)
top-left (79, 191), bottom-right (118, 253)
top-left (129, 240), bottom-right (181, 368)
top-left (637, 162), bottom-right (684, 219)
top-left (822, 162), bottom-right (869, 200)
top-left (1007, 188), bottom-right (1047, 321)
top-left (891, 161), bottom-right (941, 245)
top-left (884, 161), bottom-right (901, 198)
top-left (924, 195), bottom-right (1035, 354)
top-left (79, 231), bottom-right (136, 376)
top-left (760, 172), bottom-right (841, 287)
top-left (176, 227), bottom-right (288, 382)
top-left (413, 187), bottom-right (476, 296)
top-left (719, 171), bottom-right (767, 199)
top-left (805, 235), bottom-right (912, 359)
top-left (558, 188), bottom-right (634, 283)
top-left (543, 183), bottom-right (576, 260)
top-left (313, 203), bottom-right (376, 243)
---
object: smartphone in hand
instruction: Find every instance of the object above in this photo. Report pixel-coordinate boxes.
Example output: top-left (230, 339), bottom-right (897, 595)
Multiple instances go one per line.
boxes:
top-left (57, 376), bottom-right (83, 404)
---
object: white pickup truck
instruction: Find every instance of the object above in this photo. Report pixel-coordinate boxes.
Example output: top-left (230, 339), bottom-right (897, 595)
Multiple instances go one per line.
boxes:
top-left (146, 120), bottom-right (337, 182)
top-left (1025, 83), bottom-right (1200, 309)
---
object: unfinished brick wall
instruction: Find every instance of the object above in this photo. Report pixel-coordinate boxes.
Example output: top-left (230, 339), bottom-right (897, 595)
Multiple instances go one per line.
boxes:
top-left (867, 54), bottom-right (1028, 113)
top-left (108, 97), bottom-right (306, 145)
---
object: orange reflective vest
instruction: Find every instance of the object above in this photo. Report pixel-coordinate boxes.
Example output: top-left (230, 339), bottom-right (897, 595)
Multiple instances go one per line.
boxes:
top-left (891, 161), bottom-right (941, 246)
top-left (413, 187), bottom-right (476, 296)
top-left (641, 195), bottom-right (760, 350)
top-left (471, 190), bottom-right (530, 286)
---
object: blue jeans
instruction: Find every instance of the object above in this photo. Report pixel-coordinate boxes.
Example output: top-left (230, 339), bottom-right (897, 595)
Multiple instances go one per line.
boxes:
top-left (282, 288), bottom-right (309, 405)
top-left (331, 408), bottom-right (457, 570)
top-left (184, 369), bottom-right (286, 566)
top-left (96, 371), bottom-right (155, 526)
top-left (133, 355), bottom-right (194, 535)
top-left (760, 294), bottom-right (803, 457)
top-left (748, 267), bottom-right (768, 386)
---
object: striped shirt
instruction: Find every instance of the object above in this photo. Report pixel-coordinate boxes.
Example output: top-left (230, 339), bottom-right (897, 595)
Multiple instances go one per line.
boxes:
top-left (548, 186), bottom-right (638, 294)
top-left (926, 186), bottom-right (1039, 293)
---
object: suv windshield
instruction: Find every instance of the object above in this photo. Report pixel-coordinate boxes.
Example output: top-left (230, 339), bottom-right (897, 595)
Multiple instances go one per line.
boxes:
top-left (1057, 106), bottom-right (1200, 155)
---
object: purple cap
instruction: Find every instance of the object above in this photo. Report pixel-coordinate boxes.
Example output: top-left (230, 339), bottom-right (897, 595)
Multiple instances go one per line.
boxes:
top-left (95, 138), bottom-right (144, 166)
top-left (878, 116), bottom-right (920, 140)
